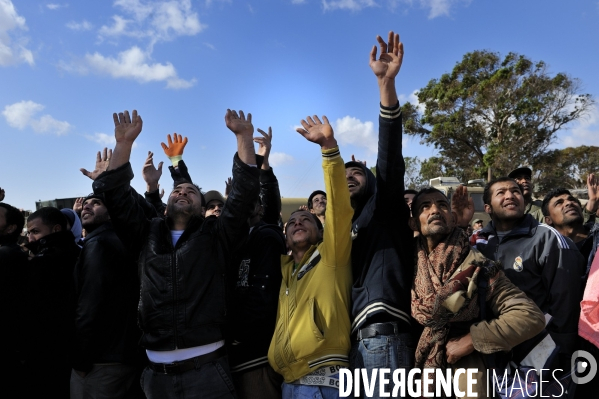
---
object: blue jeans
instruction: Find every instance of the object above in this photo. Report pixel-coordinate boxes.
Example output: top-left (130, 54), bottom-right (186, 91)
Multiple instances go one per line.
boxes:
top-left (141, 355), bottom-right (236, 399)
top-left (282, 382), bottom-right (340, 399)
top-left (349, 332), bottom-right (415, 399)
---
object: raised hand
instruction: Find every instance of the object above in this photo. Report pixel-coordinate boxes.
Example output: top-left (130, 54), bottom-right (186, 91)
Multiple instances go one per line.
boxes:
top-left (587, 173), bottom-right (599, 213)
top-left (370, 31), bottom-right (404, 80)
top-left (351, 154), bottom-right (367, 167)
top-left (298, 205), bottom-right (309, 212)
top-left (73, 197), bottom-right (84, 214)
top-left (296, 115), bottom-right (337, 150)
top-left (225, 109), bottom-right (254, 137)
top-left (113, 110), bottom-right (143, 144)
top-left (142, 151), bottom-right (163, 192)
top-left (80, 148), bottom-right (112, 180)
top-left (159, 185), bottom-right (165, 199)
top-left (451, 185), bottom-right (474, 228)
top-left (225, 177), bottom-right (232, 197)
top-left (161, 133), bottom-right (188, 158)
top-left (255, 127), bottom-right (272, 170)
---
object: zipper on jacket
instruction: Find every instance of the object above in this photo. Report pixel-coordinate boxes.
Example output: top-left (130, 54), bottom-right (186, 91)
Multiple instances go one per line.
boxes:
top-left (171, 251), bottom-right (178, 348)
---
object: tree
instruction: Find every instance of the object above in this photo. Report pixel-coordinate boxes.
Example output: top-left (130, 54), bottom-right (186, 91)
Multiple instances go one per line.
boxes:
top-left (534, 145), bottom-right (599, 193)
top-left (402, 50), bottom-right (595, 181)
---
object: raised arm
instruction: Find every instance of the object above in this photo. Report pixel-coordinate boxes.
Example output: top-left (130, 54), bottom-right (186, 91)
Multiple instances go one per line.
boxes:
top-left (370, 31), bottom-right (408, 219)
top-left (370, 31), bottom-right (403, 107)
top-left (296, 115), bottom-right (353, 264)
top-left (92, 109), bottom-right (150, 254)
top-left (225, 109), bottom-right (257, 166)
top-left (142, 151), bottom-right (167, 216)
top-left (255, 126), bottom-right (282, 224)
top-left (216, 109), bottom-right (261, 249)
top-left (80, 148), bottom-right (112, 181)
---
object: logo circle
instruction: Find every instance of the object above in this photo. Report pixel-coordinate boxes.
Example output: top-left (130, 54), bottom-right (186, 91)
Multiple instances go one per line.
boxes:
top-left (571, 350), bottom-right (597, 385)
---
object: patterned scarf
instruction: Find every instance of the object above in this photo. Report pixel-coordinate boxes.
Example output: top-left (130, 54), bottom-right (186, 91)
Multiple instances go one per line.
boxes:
top-left (411, 227), bottom-right (498, 369)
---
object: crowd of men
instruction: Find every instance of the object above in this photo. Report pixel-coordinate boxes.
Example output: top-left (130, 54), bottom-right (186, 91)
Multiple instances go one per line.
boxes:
top-left (1, 31), bottom-right (598, 399)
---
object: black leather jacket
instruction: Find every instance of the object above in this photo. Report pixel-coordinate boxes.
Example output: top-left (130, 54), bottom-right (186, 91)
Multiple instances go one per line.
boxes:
top-left (92, 154), bottom-right (260, 351)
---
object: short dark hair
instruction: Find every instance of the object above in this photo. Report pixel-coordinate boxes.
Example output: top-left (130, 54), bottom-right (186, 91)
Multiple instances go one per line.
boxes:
top-left (308, 190), bottom-right (326, 210)
top-left (542, 188), bottom-right (581, 216)
top-left (411, 187), bottom-right (447, 216)
top-left (0, 203), bottom-right (25, 242)
top-left (404, 189), bottom-right (418, 196)
top-left (27, 207), bottom-right (67, 231)
top-left (483, 177), bottom-right (519, 205)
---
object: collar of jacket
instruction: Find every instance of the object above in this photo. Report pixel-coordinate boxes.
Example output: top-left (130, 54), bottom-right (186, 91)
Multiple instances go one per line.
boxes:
top-left (83, 221), bottom-right (113, 241)
top-left (482, 213), bottom-right (539, 241)
top-left (25, 230), bottom-right (76, 255)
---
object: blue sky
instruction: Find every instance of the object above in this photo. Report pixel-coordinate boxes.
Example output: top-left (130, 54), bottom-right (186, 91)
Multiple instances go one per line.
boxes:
top-left (1, 0), bottom-right (598, 210)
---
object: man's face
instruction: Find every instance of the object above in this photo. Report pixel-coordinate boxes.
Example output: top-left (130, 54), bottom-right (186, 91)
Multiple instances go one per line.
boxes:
top-left (485, 181), bottom-right (525, 222)
top-left (26, 218), bottom-right (59, 242)
top-left (545, 193), bottom-right (583, 228)
top-left (310, 194), bottom-right (327, 216)
top-left (404, 193), bottom-right (416, 208)
top-left (166, 183), bottom-right (204, 218)
top-left (473, 221), bottom-right (483, 230)
top-left (346, 167), bottom-right (367, 199)
top-left (81, 198), bottom-right (110, 229)
top-left (411, 192), bottom-right (454, 238)
top-left (513, 174), bottom-right (532, 198)
top-left (285, 211), bottom-right (321, 249)
top-left (205, 200), bottom-right (224, 218)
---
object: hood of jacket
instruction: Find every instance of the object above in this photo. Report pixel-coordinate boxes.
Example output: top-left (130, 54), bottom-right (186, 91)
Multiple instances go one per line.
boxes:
top-left (344, 160), bottom-right (376, 222)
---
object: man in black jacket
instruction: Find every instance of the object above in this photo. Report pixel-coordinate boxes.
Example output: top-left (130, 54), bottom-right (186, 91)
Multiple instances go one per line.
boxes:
top-left (23, 207), bottom-right (80, 398)
top-left (92, 109), bottom-right (260, 399)
top-left (228, 126), bottom-right (286, 399)
top-left (0, 202), bottom-right (27, 396)
top-left (347, 31), bottom-right (416, 398)
top-left (70, 194), bottom-right (140, 399)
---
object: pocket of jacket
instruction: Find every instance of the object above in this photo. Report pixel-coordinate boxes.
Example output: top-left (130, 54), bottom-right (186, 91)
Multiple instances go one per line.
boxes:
top-left (309, 298), bottom-right (325, 341)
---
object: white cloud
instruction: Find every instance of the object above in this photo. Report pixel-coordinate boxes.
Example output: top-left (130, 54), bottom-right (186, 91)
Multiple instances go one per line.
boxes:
top-left (47, 3), bottom-right (67, 10)
top-left (99, 0), bottom-right (205, 46)
top-left (334, 116), bottom-right (377, 153)
top-left (269, 152), bottom-right (295, 166)
top-left (322, 0), bottom-right (466, 17)
top-left (66, 20), bottom-right (93, 31)
top-left (85, 132), bottom-right (138, 148)
top-left (561, 104), bottom-right (599, 147)
top-left (0, 0), bottom-right (34, 66)
top-left (84, 46), bottom-right (196, 89)
top-left (2, 100), bottom-right (71, 135)
top-left (203, 42), bottom-right (215, 50)
top-left (398, 89), bottom-right (426, 113)
top-left (322, 0), bottom-right (377, 12)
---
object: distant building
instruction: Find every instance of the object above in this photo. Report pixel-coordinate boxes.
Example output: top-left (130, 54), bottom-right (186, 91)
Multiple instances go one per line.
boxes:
top-left (35, 197), bottom-right (78, 211)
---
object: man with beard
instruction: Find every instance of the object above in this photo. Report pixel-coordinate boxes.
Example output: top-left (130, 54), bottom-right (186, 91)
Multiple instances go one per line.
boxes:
top-left (92, 109), bottom-right (260, 398)
top-left (346, 31), bottom-right (416, 398)
top-left (476, 177), bottom-right (586, 368)
top-left (542, 178), bottom-right (599, 398)
top-left (307, 190), bottom-right (326, 226)
top-left (508, 167), bottom-right (545, 222)
top-left (23, 207), bottom-right (80, 398)
top-left (70, 194), bottom-right (140, 399)
top-left (410, 187), bottom-right (544, 398)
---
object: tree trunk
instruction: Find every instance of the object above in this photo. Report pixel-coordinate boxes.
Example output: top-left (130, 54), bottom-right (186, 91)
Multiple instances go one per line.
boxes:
top-left (487, 166), bottom-right (492, 182)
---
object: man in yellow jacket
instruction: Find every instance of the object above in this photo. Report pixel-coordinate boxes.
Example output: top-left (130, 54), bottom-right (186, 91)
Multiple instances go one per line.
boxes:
top-left (268, 114), bottom-right (353, 399)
